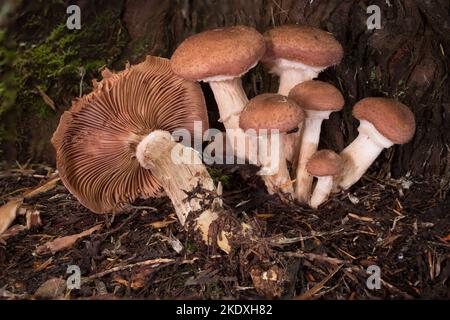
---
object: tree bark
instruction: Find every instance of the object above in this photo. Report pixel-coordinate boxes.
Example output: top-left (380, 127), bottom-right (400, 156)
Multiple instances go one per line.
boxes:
top-left (1, 0), bottom-right (449, 179)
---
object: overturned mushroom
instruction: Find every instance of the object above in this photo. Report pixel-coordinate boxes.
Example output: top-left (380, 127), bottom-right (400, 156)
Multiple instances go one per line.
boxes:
top-left (288, 80), bottom-right (344, 203)
top-left (338, 98), bottom-right (416, 190)
top-left (262, 25), bottom-right (343, 96)
top-left (52, 56), bottom-right (241, 252)
top-left (239, 94), bottom-right (305, 197)
top-left (52, 56), bottom-right (206, 215)
top-left (171, 26), bottom-right (265, 162)
top-left (306, 150), bottom-right (343, 209)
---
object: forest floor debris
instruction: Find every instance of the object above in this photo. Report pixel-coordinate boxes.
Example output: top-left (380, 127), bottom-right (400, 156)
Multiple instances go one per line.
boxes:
top-left (0, 164), bottom-right (448, 299)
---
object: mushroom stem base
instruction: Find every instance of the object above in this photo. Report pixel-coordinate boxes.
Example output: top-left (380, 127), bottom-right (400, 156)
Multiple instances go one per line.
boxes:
top-left (310, 176), bottom-right (333, 209)
top-left (338, 134), bottom-right (388, 190)
top-left (294, 118), bottom-right (323, 203)
top-left (135, 130), bottom-right (227, 248)
top-left (258, 133), bottom-right (293, 197)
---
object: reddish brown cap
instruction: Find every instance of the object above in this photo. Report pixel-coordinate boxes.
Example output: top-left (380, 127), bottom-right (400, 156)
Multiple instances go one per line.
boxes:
top-left (171, 26), bottom-right (265, 81)
top-left (262, 25), bottom-right (343, 68)
top-left (52, 56), bottom-right (208, 214)
top-left (353, 98), bottom-right (416, 144)
top-left (288, 80), bottom-right (344, 111)
top-left (239, 94), bottom-right (305, 133)
top-left (306, 150), bottom-right (343, 176)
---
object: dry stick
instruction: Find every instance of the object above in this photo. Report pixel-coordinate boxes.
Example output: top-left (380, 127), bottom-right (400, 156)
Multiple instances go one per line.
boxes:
top-left (82, 257), bottom-right (199, 284)
top-left (294, 264), bottom-right (343, 300)
top-left (285, 252), bottom-right (350, 265)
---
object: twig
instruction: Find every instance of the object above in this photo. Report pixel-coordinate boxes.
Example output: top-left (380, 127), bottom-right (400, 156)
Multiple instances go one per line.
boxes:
top-left (284, 251), bottom-right (350, 265)
top-left (294, 265), bottom-right (343, 300)
top-left (82, 257), bottom-right (198, 283)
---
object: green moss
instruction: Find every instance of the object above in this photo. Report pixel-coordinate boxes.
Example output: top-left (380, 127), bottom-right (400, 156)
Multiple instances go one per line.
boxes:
top-left (206, 283), bottom-right (225, 298)
top-left (208, 168), bottom-right (232, 189)
top-left (0, 2), bottom-right (129, 160)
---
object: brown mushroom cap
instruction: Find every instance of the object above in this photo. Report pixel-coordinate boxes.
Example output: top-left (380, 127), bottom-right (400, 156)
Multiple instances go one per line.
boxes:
top-left (353, 98), bottom-right (416, 144)
top-left (288, 80), bottom-right (344, 111)
top-left (306, 150), bottom-right (343, 177)
top-left (52, 56), bottom-right (208, 214)
top-left (262, 25), bottom-right (343, 69)
top-left (239, 93), bottom-right (305, 133)
top-left (170, 25), bottom-right (265, 81)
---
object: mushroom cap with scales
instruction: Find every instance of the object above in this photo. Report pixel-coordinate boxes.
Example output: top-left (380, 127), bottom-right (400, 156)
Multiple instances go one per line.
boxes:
top-left (306, 150), bottom-right (343, 177)
top-left (288, 80), bottom-right (345, 112)
top-left (262, 25), bottom-right (344, 70)
top-left (52, 56), bottom-right (208, 214)
top-left (171, 25), bottom-right (266, 82)
top-left (239, 94), bottom-right (305, 134)
top-left (352, 97), bottom-right (416, 144)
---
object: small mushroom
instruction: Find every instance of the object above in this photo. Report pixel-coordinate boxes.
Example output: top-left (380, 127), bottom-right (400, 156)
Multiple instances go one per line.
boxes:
top-left (338, 98), bottom-right (416, 190)
top-left (288, 80), bottom-right (344, 203)
top-left (306, 150), bottom-right (343, 208)
top-left (239, 94), bottom-right (305, 196)
top-left (262, 25), bottom-right (343, 95)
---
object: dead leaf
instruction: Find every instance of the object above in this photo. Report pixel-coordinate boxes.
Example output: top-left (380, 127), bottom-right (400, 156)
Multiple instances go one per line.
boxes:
top-left (131, 267), bottom-right (154, 289)
top-left (112, 274), bottom-right (130, 287)
top-left (34, 278), bottom-right (66, 299)
top-left (35, 224), bottom-right (102, 255)
top-left (23, 176), bottom-right (60, 199)
top-left (0, 224), bottom-right (26, 243)
top-left (0, 198), bottom-right (23, 235)
top-left (36, 86), bottom-right (56, 111)
top-left (145, 215), bottom-right (176, 229)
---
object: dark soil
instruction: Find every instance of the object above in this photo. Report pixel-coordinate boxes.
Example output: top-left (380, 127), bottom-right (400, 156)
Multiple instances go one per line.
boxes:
top-left (0, 164), bottom-right (448, 300)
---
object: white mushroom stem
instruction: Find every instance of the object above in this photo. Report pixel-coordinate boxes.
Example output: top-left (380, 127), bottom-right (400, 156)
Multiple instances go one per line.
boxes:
top-left (310, 176), bottom-right (333, 209)
top-left (283, 126), bottom-right (302, 164)
top-left (294, 110), bottom-right (332, 203)
top-left (257, 131), bottom-right (293, 196)
top-left (338, 120), bottom-right (394, 190)
top-left (205, 130), bottom-right (259, 165)
top-left (270, 59), bottom-right (324, 96)
top-left (208, 78), bottom-right (248, 129)
top-left (207, 78), bottom-right (259, 163)
top-left (135, 130), bottom-right (228, 249)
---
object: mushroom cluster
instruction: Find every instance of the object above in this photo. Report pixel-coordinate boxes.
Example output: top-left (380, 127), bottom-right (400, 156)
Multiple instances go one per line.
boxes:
top-left (170, 24), bottom-right (416, 208)
top-left (53, 24), bottom-right (416, 255)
